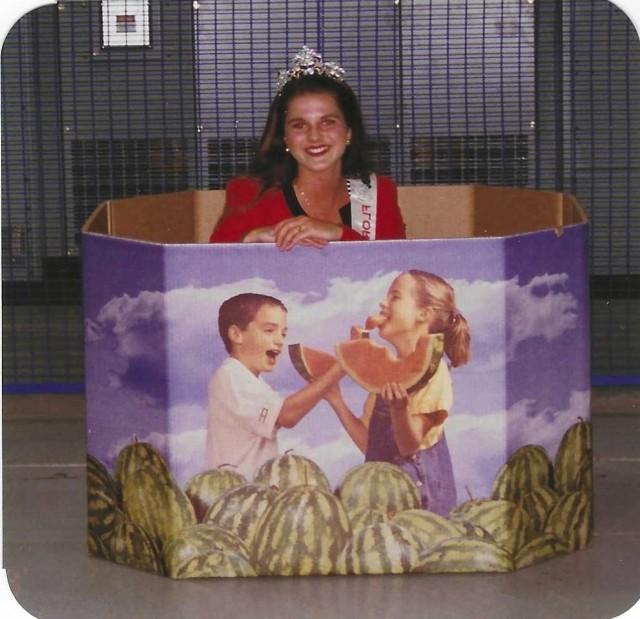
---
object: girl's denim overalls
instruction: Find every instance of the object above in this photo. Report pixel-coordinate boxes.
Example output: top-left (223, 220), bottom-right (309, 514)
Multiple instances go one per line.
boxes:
top-left (365, 394), bottom-right (457, 516)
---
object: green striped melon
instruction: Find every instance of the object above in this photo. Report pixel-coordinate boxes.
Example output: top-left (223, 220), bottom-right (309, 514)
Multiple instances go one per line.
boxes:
top-left (203, 483), bottom-right (279, 547)
top-left (392, 509), bottom-right (465, 553)
top-left (337, 462), bottom-right (421, 515)
top-left (253, 452), bottom-right (330, 493)
top-left (252, 485), bottom-right (351, 576)
top-left (349, 507), bottom-right (389, 531)
top-left (337, 522), bottom-right (422, 575)
top-left (87, 527), bottom-right (111, 560)
top-left (415, 537), bottom-right (514, 573)
top-left (574, 454), bottom-right (593, 495)
top-left (171, 552), bottom-right (255, 579)
top-left (185, 468), bottom-right (247, 522)
top-left (108, 511), bottom-right (164, 575)
top-left (122, 467), bottom-right (196, 552)
top-left (554, 418), bottom-right (593, 494)
top-left (88, 453), bottom-right (119, 498)
top-left (514, 533), bottom-right (570, 570)
top-left (544, 490), bottom-right (592, 551)
top-left (491, 444), bottom-right (554, 501)
top-left (459, 522), bottom-right (496, 542)
top-left (163, 524), bottom-right (255, 578)
top-left (521, 487), bottom-right (560, 533)
top-left (87, 454), bottom-right (120, 540)
top-left (449, 499), bottom-right (532, 555)
top-left (288, 344), bottom-right (336, 382)
top-left (115, 441), bottom-right (172, 489)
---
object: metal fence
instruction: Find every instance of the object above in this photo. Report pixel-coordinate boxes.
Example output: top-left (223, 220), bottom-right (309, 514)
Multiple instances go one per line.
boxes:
top-left (2, 0), bottom-right (639, 390)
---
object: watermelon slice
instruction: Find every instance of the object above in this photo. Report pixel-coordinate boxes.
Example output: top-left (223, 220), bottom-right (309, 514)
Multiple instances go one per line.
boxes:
top-left (288, 344), bottom-right (337, 382)
top-left (335, 334), bottom-right (444, 394)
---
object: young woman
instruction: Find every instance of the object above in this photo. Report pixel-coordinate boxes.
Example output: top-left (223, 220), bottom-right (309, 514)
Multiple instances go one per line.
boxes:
top-left (326, 270), bottom-right (471, 516)
top-left (210, 47), bottom-right (406, 248)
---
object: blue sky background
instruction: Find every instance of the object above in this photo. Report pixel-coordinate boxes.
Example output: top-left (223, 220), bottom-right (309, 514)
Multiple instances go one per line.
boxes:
top-left (85, 227), bottom-right (589, 498)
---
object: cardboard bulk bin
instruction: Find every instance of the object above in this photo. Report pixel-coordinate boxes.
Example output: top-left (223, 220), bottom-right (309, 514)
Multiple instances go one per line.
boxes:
top-left (83, 185), bottom-right (591, 578)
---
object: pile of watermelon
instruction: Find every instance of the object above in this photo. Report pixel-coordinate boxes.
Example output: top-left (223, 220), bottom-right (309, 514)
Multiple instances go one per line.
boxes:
top-left (87, 419), bottom-right (592, 578)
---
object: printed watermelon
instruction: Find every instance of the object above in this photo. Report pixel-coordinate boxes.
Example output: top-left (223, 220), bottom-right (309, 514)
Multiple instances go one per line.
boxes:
top-left (448, 498), bottom-right (533, 555)
top-left (252, 485), bottom-right (351, 576)
top-left (288, 344), bottom-right (336, 381)
top-left (554, 419), bottom-right (593, 495)
top-left (415, 537), bottom-right (514, 574)
top-left (122, 467), bottom-right (196, 551)
top-left (204, 482), bottom-right (279, 547)
top-left (335, 333), bottom-right (443, 394)
top-left (185, 467), bottom-right (247, 522)
top-left (337, 462), bottom-right (421, 515)
top-left (392, 509), bottom-right (465, 554)
top-left (107, 510), bottom-right (164, 575)
top-left (337, 522), bottom-right (422, 575)
top-left (253, 452), bottom-right (331, 492)
top-left (163, 524), bottom-right (255, 579)
top-left (491, 444), bottom-right (554, 501)
top-left (87, 453), bottom-right (120, 541)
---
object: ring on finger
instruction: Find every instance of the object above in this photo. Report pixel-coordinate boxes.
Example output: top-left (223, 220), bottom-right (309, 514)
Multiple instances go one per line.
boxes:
top-left (297, 224), bottom-right (304, 234)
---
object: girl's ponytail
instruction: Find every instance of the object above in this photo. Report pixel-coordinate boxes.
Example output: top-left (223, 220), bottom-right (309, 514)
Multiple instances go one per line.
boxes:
top-left (444, 311), bottom-right (471, 368)
top-left (408, 269), bottom-right (471, 368)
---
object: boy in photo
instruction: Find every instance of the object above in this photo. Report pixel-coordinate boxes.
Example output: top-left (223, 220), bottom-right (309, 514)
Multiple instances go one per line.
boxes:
top-left (206, 292), bottom-right (343, 479)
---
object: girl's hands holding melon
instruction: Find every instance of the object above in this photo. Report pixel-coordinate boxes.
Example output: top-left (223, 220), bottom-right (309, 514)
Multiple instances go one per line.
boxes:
top-left (382, 382), bottom-right (409, 415)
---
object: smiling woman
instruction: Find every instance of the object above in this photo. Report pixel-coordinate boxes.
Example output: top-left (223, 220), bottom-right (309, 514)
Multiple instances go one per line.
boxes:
top-left (209, 46), bottom-right (406, 249)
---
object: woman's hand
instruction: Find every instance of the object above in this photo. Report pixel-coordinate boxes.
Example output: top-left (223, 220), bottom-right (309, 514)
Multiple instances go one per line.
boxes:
top-left (242, 226), bottom-right (276, 243)
top-left (272, 216), bottom-right (342, 251)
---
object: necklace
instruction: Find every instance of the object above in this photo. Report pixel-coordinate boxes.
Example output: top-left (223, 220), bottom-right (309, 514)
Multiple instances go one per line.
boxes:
top-left (294, 178), bottom-right (352, 214)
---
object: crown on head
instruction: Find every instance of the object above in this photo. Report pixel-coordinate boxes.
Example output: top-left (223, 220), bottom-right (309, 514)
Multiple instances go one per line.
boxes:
top-left (276, 46), bottom-right (346, 95)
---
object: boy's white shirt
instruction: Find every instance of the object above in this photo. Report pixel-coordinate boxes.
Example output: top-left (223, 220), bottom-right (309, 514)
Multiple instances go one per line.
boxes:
top-left (206, 357), bottom-right (283, 479)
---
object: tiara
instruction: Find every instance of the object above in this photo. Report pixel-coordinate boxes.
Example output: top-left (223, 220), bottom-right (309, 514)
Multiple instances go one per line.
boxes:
top-left (276, 46), bottom-right (346, 95)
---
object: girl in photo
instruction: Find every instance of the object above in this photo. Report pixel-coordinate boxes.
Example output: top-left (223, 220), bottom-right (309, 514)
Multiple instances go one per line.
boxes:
top-left (326, 270), bottom-right (470, 515)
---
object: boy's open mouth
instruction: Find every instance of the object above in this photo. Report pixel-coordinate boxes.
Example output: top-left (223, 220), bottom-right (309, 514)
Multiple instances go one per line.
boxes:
top-left (266, 349), bottom-right (280, 360)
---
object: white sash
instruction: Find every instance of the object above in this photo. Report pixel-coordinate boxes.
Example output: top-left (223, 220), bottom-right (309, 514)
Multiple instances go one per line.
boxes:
top-left (349, 173), bottom-right (378, 240)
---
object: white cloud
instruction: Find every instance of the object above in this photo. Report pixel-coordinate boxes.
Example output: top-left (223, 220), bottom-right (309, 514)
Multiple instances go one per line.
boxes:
top-left (279, 431), bottom-right (364, 490)
top-left (507, 389), bottom-right (590, 457)
top-left (446, 409), bottom-right (508, 500)
top-left (506, 272), bottom-right (578, 358)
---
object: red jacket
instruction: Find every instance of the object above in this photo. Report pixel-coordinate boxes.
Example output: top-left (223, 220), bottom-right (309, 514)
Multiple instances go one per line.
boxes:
top-left (209, 175), bottom-right (406, 242)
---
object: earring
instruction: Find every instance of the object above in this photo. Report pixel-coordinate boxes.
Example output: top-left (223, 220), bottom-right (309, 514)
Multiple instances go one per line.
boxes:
top-left (346, 139), bottom-right (351, 146)
top-left (285, 147), bottom-right (290, 153)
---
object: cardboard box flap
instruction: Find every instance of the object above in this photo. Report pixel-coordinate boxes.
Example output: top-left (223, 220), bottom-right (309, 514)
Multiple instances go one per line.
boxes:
top-left (83, 184), bottom-right (587, 244)
top-left (194, 190), bottom-right (226, 243)
top-left (398, 185), bottom-right (475, 239)
top-left (472, 185), bottom-right (565, 237)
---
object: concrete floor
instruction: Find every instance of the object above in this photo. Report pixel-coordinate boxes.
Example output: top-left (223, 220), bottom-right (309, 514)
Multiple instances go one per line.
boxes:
top-left (2, 390), bottom-right (640, 619)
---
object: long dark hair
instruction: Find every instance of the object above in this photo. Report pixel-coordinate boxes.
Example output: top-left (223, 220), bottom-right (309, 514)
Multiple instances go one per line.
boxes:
top-left (250, 74), bottom-right (371, 190)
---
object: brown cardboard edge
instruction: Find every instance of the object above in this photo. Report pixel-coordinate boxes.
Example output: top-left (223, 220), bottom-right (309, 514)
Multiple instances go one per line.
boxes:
top-left (193, 190), bottom-right (226, 243)
top-left (398, 184), bottom-right (476, 239)
top-left (82, 185), bottom-right (589, 244)
top-left (82, 200), bottom-right (111, 235)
